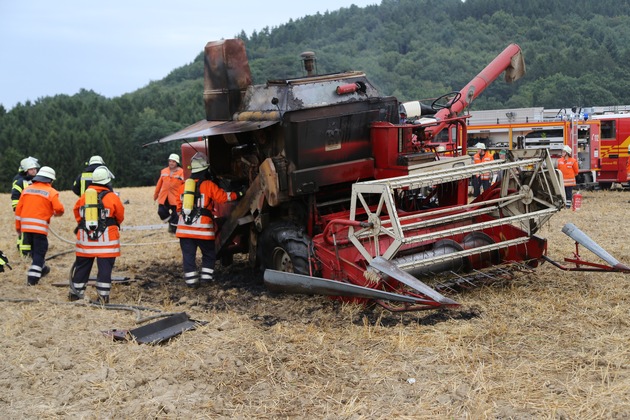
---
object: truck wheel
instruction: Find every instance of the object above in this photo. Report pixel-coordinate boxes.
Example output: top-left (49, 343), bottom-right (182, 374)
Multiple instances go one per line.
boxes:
top-left (260, 222), bottom-right (311, 275)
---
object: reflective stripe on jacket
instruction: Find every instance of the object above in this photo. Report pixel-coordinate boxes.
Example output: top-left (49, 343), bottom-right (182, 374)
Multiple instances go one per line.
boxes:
top-left (72, 163), bottom-right (101, 196)
top-left (11, 174), bottom-right (31, 210)
top-left (175, 178), bottom-right (238, 240)
top-left (73, 185), bottom-right (125, 257)
top-left (15, 182), bottom-right (65, 235)
top-left (154, 167), bottom-right (185, 205)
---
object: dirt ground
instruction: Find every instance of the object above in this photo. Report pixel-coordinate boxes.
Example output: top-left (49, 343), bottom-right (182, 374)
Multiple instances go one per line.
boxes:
top-left (1, 187), bottom-right (630, 419)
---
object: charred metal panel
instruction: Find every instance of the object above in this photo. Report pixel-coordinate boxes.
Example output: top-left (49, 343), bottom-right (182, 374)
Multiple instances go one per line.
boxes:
top-left (281, 98), bottom-right (398, 172)
top-left (237, 72), bottom-right (381, 116)
top-left (146, 119), bottom-right (277, 145)
top-left (204, 39), bottom-right (252, 121)
top-left (290, 159), bottom-right (375, 195)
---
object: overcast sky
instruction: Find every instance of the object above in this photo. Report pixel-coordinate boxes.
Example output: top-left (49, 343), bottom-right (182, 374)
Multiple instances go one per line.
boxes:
top-left (0, 0), bottom-right (377, 110)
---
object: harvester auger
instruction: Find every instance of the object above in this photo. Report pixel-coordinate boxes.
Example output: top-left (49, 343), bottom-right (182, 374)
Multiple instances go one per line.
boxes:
top-left (265, 148), bottom-right (567, 311)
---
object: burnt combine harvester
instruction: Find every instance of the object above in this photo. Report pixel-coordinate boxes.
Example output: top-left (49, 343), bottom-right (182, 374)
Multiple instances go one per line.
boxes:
top-left (149, 39), bottom-right (630, 312)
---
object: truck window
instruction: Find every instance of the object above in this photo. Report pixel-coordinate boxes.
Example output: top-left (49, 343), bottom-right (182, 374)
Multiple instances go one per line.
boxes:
top-left (600, 120), bottom-right (615, 140)
top-left (525, 129), bottom-right (563, 140)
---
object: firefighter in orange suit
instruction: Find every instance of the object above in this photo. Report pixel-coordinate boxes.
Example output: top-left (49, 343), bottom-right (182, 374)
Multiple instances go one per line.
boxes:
top-left (175, 154), bottom-right (241, 288)
top-left (69, 166), bottom-right (125, 304)
top-left (14, 166), bottom-right (65, 286)
top-left (154, 153), bottom-right (185, 233)
top-left (472, 143), bottom-right (494, 197)
top-left (12, 156), bottom-right (41, 257)
top-left (557, 145), bottom-right (579, 208)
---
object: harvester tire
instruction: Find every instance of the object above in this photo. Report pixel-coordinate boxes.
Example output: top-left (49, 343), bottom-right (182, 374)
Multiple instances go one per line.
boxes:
top-left (259, 221), bottom-right (311, 275)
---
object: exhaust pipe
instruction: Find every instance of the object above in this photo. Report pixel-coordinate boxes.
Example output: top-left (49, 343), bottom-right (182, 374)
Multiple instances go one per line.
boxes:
top-left (203, 39), bottom-right (252, 121)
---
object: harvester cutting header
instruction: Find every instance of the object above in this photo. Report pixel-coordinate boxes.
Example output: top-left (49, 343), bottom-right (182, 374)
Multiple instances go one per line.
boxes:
top-left (148, 39), bottom-right (630, 312)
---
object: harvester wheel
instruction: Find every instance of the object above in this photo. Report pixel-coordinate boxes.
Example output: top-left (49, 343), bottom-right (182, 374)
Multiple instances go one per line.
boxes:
top-left (260, 221), bottom-right (311, 275)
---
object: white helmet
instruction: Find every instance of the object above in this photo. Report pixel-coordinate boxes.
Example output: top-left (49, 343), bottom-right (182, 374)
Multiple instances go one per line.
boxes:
top-left (189, 153), bottom-right (209, 174)
top-left (563, 145), bottom-right (572, 154)
top-left (476, 142), bottom-right (486, 150)
top-left (33, 166), bottom-right (56, 182)
top-left (89, 155), bottom-right (105, 165)
top-left (436, 145), bottom-right (446, 152)
top-left (19, 156), bottom-right (40, 172)
top-left (168, 153), bottom-right (180, 165)
top-left (92, 166), bottom-right (114, 185)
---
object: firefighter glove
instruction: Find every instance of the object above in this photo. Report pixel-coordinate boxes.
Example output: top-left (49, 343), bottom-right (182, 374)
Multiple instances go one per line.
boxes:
top-left (0, 250), bottom-right (11, 272)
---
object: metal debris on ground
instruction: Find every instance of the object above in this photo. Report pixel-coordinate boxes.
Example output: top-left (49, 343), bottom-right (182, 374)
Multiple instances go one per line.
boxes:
top-left (103, 312), bottom-right (207, 344)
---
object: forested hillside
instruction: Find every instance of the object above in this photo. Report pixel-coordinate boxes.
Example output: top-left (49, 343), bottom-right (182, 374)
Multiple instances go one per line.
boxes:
top-left (2, 0), bottom-right (630, 191)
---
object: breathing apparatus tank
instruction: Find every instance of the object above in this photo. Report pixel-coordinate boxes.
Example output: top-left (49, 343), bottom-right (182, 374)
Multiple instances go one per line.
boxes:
top-left (84, 188), bottom-right (100, 233)
top-left (182, 178), bottom-right (197, 224)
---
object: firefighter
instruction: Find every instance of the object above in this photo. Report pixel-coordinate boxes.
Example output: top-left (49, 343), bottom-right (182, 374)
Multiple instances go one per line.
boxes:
top-left (557, 145), bottom-right (579, 208)
top-left (72, 155), bottom-right (105, 196)
top-left (175, 154), bottom-right (241, 288)
top-left (472, 143), bottom-right (494, 197)
top-left (11, 156), bottom-right (40, 210)
top-left (11, 156), bottom-right (41, 257)
top-left (69, 166), bottom-right (125, 304)
top-left (14, 166), bottom-right (65, 286)
top-left (154, 153), bottom-right (185, 233)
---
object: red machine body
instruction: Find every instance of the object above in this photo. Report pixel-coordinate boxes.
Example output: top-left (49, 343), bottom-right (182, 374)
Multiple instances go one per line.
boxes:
top-left (153, 39), bottom-right (625, 312)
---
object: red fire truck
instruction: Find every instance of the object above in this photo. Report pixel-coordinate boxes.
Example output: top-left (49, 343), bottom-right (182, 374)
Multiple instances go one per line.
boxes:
top-left (463, 107), bottom-right (601, 187)
top-left (589, 112), bottom-right (630, 188)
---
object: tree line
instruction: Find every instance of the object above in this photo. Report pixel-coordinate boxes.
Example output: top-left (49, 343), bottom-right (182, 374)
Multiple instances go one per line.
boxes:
top-left (2, 0), bottom-right (630, 192)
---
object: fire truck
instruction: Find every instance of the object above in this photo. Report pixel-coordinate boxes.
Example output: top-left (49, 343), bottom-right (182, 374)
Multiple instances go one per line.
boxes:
top-left (463, 107), bottom-right (601, 187)
top-left (587, 106), bottom-right (630, 188)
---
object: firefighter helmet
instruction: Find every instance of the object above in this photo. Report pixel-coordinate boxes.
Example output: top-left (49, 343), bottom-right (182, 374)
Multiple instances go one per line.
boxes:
top-left (19, 156), bottom-right (40, 172)
top-left (33, 166), bottom-right (56, 182)
top-left (89, 155), bottom-right (105, 165)
top-left (92, 166), bottom-right (114, 185)
top-left (189, 154), bottom-right (209, 173)
top-left (563, 145), bottom-right (572, 155)
top-left (476, 143), bottom-right (486, 150)
top-left (168, 153), bottom-right (180, 165)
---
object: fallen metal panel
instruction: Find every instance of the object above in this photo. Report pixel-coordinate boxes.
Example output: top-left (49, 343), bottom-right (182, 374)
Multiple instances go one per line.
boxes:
top-left (104, 313), bottom-right (206, 344)
top-left (128, 313), bottom-right (206, 344)
top-left (144, 119), bottom-right (278, 146)
top-left (263, 269), bottom-right (422, 303)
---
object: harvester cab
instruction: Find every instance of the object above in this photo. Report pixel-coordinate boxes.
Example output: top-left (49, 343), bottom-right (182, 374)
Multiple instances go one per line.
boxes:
top-left (148, 39), bottom-right (629, 312)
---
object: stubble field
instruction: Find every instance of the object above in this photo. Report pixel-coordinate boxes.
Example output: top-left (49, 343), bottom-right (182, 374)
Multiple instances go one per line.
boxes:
top-left (1, 187), bottom-right (630, 419)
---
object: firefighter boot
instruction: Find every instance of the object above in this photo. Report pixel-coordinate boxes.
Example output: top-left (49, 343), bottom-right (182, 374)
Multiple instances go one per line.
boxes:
top-left (91, 295), bottom-right (109, 305)
top-left (68, 292), bottom-right (83, 302)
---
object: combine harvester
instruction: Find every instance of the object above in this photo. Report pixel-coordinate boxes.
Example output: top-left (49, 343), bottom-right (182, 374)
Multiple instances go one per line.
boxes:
top-left (149, 39), bottom-right (630, 312)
